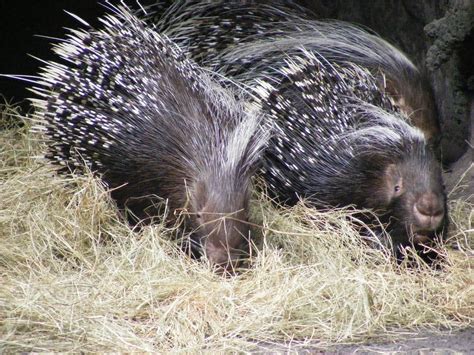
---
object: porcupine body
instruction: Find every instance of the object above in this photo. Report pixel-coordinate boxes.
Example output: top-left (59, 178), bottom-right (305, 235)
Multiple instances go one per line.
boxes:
top-left (29, 5), bottom-right (267, 268)
top-left (149, 1), bottom-right (448, 254)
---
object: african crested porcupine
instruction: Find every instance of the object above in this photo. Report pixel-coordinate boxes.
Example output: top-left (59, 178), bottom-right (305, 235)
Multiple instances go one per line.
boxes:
top-left (27, 5), bottom-right (268, 268)
top-left (149, 1), bottom-right (448, 254)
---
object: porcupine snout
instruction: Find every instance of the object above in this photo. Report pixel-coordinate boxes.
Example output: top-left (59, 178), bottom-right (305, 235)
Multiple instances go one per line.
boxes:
top-left (200, 216), bottom-right (249, 268)
top-left (189, 182), bottom-right (251, 270)
top-left (411, 191), bottom-right (445, 243)
top-left (389, 156), bottom-right (447, 245)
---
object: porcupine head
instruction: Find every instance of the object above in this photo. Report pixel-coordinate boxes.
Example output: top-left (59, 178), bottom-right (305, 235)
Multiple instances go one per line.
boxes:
top-left (309, 104), bottom-right (448, 253)
top-left (370, 142), bottom-right (446, 251)
top-left (292, 105), bottom-right (448, 253)
top-left (181, 105), bottom-right (266, 269)
top-left (342, 106), bottom-right (447, 254)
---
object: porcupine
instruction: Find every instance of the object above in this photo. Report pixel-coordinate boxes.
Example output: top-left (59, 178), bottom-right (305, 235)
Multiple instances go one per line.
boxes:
top-left (148, 1), bottom-right (448, 256)
top-left (26, 5), bottom-right (268, 269)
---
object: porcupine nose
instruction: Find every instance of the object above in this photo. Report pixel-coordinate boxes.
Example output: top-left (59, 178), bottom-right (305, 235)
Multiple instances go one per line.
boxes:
top-left (413, 192), bottom-right (444, 230)
top-left (202, 216), bottom-right (247, 271)
top-left (205, 241), bottom-right (240, 271)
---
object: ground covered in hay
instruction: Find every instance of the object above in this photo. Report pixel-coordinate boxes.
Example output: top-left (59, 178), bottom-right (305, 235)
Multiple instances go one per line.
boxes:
top-left (0, 104), bottom-right (473, 352)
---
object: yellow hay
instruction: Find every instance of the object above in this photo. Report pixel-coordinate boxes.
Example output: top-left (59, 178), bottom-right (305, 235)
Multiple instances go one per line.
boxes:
top-left (0, 105), bottom-right (472, 352)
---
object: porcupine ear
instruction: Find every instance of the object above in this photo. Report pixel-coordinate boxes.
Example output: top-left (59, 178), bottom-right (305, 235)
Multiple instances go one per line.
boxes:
top-left (380, 76), bottom-right (403, 106)
top-left (378, 72), bottom-right (440, 144)
top-left (383, 163), bottom-right (404, 202)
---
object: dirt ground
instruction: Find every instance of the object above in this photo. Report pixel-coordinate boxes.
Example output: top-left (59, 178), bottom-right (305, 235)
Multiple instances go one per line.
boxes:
top-left (256, 328), bottom-right (474, 353)
top-left (324, 328), bottom-right (474, 354)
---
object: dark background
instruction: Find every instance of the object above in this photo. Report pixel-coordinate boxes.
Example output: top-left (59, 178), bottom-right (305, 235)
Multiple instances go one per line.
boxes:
top-left (0, 0), bottom-right (472, 170)
top-left (0, 1), bottom-right (155, 106)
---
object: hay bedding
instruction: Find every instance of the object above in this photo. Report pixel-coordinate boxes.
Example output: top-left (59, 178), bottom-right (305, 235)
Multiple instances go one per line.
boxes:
top-left (0, 105), bottom-right (472, 352)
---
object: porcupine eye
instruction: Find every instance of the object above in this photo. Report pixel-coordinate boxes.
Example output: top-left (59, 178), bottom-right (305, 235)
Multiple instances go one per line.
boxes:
top-left (195, 213), bottom-right (203, 224)
top-left (192, 181), bottom-right (208, 225)
top-left (392, 180), bottom-right (403, 198)
top-left (393, 177), bottom-right (404, 197)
